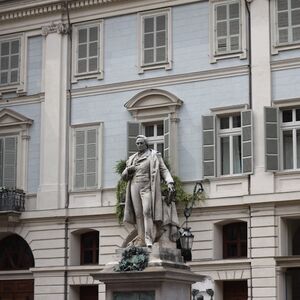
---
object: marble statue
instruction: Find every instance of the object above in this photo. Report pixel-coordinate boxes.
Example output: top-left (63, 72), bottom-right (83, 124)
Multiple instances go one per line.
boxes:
top-left (122, 135), bottom-right (179, 248)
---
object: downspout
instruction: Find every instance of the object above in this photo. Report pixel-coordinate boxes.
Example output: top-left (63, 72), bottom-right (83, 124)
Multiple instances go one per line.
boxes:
top-left (64, 1), bottom-right (72, 300)
top-left (245, 1), bottom-right (253, 299)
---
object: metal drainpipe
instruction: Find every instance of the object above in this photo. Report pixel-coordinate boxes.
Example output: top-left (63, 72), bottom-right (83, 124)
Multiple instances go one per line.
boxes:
top-left (63, 1), bottom-right (72, 300)
top-left (245, 1), bottom-right (254, 299)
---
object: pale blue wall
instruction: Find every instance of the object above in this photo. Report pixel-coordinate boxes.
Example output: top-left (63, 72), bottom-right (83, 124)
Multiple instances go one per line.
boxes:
top-left (27, 36), bottom-right (43, 95)
top-left (12, 104), bottom-right (41, 193)
top-left (272, 68), bottom-right (300, 100)
top-left (72, 75), bottom-right (249, 186)
top-left (73, 2), bottom-right (248, 89)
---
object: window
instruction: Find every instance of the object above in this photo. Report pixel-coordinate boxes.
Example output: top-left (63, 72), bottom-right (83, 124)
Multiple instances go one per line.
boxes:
top-left (223, 222), bottom-right (247, 259)
top-left (218, 114), bottom-right (242, 175)
top-left (143, 122), bottom-right (164, 155)
top-left (0, 135), bottom-right (17, 188)
top-left (71, 124), bottom-right (102, 191)
top-left (80, 231), bottom-right (99, 265)
top-left (139, 9), bottom-right (172, 72)
top-left (223, 281), bottom-right (248, 300)
top-left (0, 38), bottom-right (20, 86)
top-left (275, 0), bottom-right (300, 46)
top-left (72, 21), bottom-right (103, 81)
top-left (281, 108), bottom-right (300, 170)
top-left (210, 0), bottom-right (246, 62)
top-left (285, 268), bottom-right (300, 300)
top-left (265, 106), bottom-right (300, 172)
top-left (202, 109), bottom-right (253, 178)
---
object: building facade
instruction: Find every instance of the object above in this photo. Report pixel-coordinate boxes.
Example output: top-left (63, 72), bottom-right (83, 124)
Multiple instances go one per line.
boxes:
top-left (0, 0), bottom-right (300, 299)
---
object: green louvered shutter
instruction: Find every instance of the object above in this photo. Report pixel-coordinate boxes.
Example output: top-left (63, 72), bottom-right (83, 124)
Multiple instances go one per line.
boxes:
top-left (127, 122), bottom-right (141, 158)
top-left (265, 107), bottom-right (279, 172)
top-left (202, 115), bottom-right (216, 178)
top-left (241, 110), bottom-right (253, 174)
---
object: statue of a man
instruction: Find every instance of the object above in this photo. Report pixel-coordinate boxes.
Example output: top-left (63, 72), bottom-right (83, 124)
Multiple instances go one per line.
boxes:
top-left (122, 135), bottom-right (178, 248)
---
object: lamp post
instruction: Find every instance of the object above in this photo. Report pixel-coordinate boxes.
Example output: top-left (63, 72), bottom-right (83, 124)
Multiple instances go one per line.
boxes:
top-left (179, 182), bottom-right (204, 262)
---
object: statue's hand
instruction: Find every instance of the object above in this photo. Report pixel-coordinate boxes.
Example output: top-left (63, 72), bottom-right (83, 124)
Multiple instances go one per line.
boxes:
top-left (167, 182), bottom-right (175, 193)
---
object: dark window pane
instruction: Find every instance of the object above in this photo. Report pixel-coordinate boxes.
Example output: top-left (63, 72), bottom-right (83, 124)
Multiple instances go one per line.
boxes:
top-left (232, 115), bottom-right (241, 128)
top-left (283, 130), bottom-right (293, 169)
top-left (283, 110), bottom-right (293, 122)
top-left (156, 15), bottom-right (166, 31)
top-left (1, 42), bottom-right (9, 55)
top-left (79, 28), bottom-right (87, 43)
top-left (81, 231), bottom-right (99, 265)
top-left (157, 123), bottom-right (164, 136)
top-left (89, 26), bottom-right (98, 42)
top-left (144, 17), bottom-right (154, 33)
top-left (157, 143), bottom-right (164, 154)
top-left (221, 136), bottom-right (230, 175)
top-left (220, 117), bottom-right (229, 129)
top-left (11, 40), bottom-right (19, 54)
top-left (296, 109), bottom-right (300, 121)
top-left (145, 125), bottom-right (154, 137)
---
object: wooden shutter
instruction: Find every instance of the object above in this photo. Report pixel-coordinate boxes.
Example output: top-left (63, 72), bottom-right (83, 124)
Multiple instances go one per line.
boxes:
top-left (229, 2), bottom-right (240, 51)
top-left (86, 128), bottom-right (97, 188)
top-left (155, 14), bottom-right (167, 62)
top-left (143, 17), bottom-right (155, 65)
top-left (216, 4), bottom-right (228, 53)
top-left (74, 129), bottom-right (85, 189)
top-left (202, 115), bottom-right (216, 178)
top-left (88, 26), bottom-right (99, 72)
top-left (164, 117), bottom-right (170, 162)
top-left (241, 110), bottom-right (253, 174)
top-left (265, 107), bottom-right (279, 172)
top-left (127, 122), bottom-right (141, 158)
top-left (3, 136), bottom-right (17, 188)
top-left (277, 0), bottom-right (289, 44)
top-left (78, 28), bottom-right (88, 74)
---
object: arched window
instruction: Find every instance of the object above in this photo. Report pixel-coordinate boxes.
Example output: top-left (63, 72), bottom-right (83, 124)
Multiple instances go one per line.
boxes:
top-left (0, 234), bottom-right (34, 270)
top-left (223, 222), bottom-right (247, 259)
top-left (81, 231), bottom-right (99, 265)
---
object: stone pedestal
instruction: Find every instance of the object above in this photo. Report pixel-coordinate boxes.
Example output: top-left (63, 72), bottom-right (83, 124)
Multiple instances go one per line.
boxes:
top-left (92, 247), bottom-right (203, 300)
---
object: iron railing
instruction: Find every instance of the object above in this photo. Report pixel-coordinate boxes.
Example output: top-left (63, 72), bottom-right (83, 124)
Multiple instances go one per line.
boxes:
top-left (0, 189), bottom-right (25, 212)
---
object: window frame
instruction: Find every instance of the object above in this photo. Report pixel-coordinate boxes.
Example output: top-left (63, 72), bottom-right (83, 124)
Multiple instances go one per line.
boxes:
top-left (271, 0), bottom-right (300, 54)
top-left (280, 107), bottom-right (300, 171)
top-left (72, 20), bottom-right (104, 82)
top-left (142, 121), bottom-right (165, 155)
top-left (70, 123), bottom-right (103, 192)
top-left (223, 221), bottom-right (247, 259)
top-left (0, 33), bottom-right (25, 96)
top-left (217, 113), bottom-right (242, 176)
top-left (138, 8), bottom-right (172, 73)
top-left (80, 231), bottom-right (99, 265)
top-left (209, 0), bottom-right (247, 63)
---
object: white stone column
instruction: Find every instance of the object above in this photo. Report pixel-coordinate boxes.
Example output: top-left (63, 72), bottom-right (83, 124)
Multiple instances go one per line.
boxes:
top-left (37, 23), bottom-right (69, 209)
top-left (250, 0), bottom-right (274, 194)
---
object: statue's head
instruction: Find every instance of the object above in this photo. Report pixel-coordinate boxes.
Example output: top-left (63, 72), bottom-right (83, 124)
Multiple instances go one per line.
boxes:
top-left (136, 135), bottom-right (149, 152)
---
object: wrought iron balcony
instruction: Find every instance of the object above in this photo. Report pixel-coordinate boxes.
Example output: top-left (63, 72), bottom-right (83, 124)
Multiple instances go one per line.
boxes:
top-left (0, 188), bottom-right (25, 212)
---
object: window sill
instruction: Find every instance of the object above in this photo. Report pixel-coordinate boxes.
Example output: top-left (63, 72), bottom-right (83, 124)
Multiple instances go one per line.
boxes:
top-left (210, 50), bottom-right (247, 64)
top-left (275, 170), bottom-right (300, 176)
top-left (272, 42), bottom-right (300, 55)
top-left (72, 71), bottom-right (103, 83)
top-left (0, 83), bottom-right (26, 97)
top-left (209, 174), bottom-right (248, 182)
top-left (138, 61), bottom-right (172, 74)
top-left (69, 188), bottom-right (102, 195)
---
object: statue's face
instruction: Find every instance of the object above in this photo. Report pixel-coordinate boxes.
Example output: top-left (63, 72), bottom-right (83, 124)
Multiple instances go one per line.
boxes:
top-left (136, 138), bottom-right (147, 152)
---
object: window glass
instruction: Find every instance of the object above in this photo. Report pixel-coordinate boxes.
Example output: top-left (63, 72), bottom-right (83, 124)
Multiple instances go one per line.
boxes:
top-left (233, 135), bottom-right (242, 174)
top-left (283, 130), bottom-right (293, 169)
top-left (81, 231), bottom-right (99, 265)
top-left (220, 117), bottom-right (229, 129)
top-left (221, 136), bottom-right (230, 175)
top-left (283, 109), bottom-right (293, 122)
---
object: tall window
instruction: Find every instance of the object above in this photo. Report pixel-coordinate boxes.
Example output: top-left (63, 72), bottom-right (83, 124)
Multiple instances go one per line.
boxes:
top-left (81, 231), bottom-right (99, 265)
top-left (0, 136), bottom-right (17, 188)
top-left (281, 108), bottom-right (300, 170)
top-left (223, 222), bottom-right (247, 259)
top-left (73, 126), bottom-right (98, 190)
top-left (144, 122), bottom-right (164, 155)
top-left (276, 0), bottom-right (300, 45)
top-left (218, 114), bottom-right (242, 175)
top-left (0, 38), bottom-right (20, 86)
top-left (73, 21), bottom-right (103, 81)
top-left (214, 1), bottom-right (241, 55)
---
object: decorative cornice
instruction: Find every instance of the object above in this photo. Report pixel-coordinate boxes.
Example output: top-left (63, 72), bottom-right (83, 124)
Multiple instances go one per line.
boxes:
top-left (41, 22), bottom-right (70, 36)
top-left (271, 57), bottom-right (300, 71)
top-left (0, 0), bottom-right (124, 22)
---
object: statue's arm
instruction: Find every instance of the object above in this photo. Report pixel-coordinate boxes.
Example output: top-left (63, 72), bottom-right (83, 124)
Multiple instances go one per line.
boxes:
top-left (121, 159), bottom-right (135, 181)
top-left (157, 154), bottom-right (174, 185)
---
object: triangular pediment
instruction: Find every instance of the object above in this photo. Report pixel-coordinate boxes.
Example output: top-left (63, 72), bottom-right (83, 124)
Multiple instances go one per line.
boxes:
top-left (0, 108), bottom-right (33, 127)
top-left (125, 89), bottom-right (183, 111)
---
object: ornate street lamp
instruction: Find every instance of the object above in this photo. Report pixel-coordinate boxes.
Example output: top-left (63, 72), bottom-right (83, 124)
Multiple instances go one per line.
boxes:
top-left (179, 182), bottom-right (204, 262)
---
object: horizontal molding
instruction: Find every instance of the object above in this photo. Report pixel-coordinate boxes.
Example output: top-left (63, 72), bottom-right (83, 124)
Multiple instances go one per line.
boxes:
top-left (0, 0), bottom-right (202, 22)
top-left (71, 65), bottom-right (249, 98)
top-left (0, 93), bottom-right (44, 108)
top-left (271, 57), bottom-right (300, 71)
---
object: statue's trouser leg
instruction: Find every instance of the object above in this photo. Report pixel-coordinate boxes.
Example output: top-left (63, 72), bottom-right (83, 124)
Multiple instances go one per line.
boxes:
top-left (140, 183), bottom-right (153, 247)
top-left (130, 182), bottom-right (145, 245)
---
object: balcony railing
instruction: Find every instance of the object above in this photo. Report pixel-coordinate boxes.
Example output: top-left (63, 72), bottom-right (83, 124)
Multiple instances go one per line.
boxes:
top-left (0, 189), bottom-right (25, 212)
